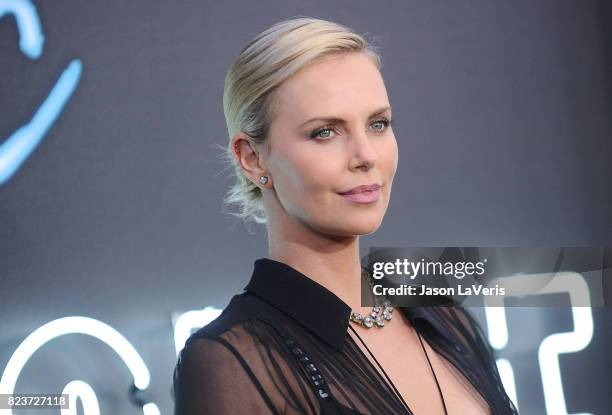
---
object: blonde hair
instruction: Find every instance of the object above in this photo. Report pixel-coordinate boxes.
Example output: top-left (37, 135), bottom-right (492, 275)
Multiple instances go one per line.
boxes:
top-left (219, 16), bottom-right (383, 225)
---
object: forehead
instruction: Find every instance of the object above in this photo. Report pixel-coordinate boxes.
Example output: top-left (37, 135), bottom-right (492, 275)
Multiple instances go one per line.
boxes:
top-left (272, 52), bottom-right (388, 119)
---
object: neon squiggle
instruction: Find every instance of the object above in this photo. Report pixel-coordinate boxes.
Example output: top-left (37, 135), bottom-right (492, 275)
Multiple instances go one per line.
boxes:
top-left (0, 0), bottom-right (44, 58)
top-left (484, 271), bottom-right (594, 415)
top-left (0, 0), bottom-right (82, 185)
top-left (0, 316), bottom-right (160, 415)
top-left (61, 380), bottom-right (100, 415)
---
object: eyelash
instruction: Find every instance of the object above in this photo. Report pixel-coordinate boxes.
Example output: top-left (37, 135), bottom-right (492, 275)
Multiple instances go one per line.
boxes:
top-left (309, 118), bottom-right (393, 140)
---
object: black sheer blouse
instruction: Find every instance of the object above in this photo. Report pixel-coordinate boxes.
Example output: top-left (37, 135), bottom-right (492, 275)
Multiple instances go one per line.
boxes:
top-left (173, 258), bottom-right (518, 414)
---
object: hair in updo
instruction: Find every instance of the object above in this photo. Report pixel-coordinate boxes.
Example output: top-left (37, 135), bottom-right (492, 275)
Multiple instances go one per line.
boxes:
top-left (220, 16), bottom-right (382, 225)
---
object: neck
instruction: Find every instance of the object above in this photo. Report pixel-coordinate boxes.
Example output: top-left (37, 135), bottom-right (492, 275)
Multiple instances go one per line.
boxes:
top-left (266, 216), bottom-right (367, 314)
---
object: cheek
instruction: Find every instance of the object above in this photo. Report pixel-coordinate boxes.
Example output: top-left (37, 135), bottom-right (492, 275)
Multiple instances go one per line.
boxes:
top-left (292, 154), bottom-right (339, 201)
top-left (271, 150), bottom-right (338, 208)
top-left (383, 136), bottom-right (399, 176)
top-left (375, 138), bottom-right (398, 204)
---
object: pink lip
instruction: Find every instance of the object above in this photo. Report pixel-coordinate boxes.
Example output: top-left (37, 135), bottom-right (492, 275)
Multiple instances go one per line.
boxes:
top-left (339, 183), bottom-right (382, 195)
top-left (338, 183), bottom-right (381, 204)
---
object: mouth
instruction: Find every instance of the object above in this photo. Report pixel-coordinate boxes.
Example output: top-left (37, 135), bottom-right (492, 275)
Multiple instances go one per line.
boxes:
top-left (338, 183), bottom-right (382, 195)
top-left (337, 183), bottom-right (382, 204)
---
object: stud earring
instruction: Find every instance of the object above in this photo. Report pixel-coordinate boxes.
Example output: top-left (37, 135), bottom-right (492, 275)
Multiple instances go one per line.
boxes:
top-left (259, 176), bottom-right (269, 185)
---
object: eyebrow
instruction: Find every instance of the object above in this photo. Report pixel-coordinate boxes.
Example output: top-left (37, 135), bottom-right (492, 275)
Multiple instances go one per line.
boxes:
top-left (299, 106), bottom-right (392, 128)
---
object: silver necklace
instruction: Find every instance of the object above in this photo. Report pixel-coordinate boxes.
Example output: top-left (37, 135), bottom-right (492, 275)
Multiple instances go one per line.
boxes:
top-left (349, 268), bottom-right (394, 328)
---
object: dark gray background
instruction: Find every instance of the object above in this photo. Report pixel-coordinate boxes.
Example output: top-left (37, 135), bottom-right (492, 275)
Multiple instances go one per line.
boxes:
top-left (1, 1), bottom-right (610, 414)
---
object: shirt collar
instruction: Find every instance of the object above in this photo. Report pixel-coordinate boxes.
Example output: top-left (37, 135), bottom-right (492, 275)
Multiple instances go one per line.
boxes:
top-left (243, 257), bottom-right (352, 353)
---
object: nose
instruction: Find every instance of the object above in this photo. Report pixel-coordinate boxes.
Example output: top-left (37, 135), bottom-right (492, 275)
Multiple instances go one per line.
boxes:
top-left (348, 130), bottom-right (377, 171)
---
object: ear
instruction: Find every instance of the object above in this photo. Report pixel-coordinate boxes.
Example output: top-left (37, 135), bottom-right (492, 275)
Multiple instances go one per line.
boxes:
top-left (231, 133), bottom-right (270, 187)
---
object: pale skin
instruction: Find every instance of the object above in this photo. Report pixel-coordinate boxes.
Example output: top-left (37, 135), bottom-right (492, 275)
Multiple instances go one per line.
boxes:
top-left (232, 51), bottom-right (490, 414)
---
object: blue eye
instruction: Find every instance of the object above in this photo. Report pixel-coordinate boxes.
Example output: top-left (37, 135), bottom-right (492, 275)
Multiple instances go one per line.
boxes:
top-left (371, 118), bottom-right (391, 132)
top-left (309, 118), bottom-right (392, 140)
top-left (310, 127), bottom-right (332, 139)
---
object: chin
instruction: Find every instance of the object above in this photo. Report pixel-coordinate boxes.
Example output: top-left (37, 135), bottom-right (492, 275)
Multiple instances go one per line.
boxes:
top-left (353, 222), bottom-right (382, 236)
top-left (331, 215), bottom-right (383, 236)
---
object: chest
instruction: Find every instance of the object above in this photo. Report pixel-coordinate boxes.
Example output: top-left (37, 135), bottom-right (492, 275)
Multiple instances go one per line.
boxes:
top-left (349, 314), bottom-right (491, 415)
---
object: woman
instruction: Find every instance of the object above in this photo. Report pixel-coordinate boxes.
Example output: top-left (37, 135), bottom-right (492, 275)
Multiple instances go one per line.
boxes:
top-left (173, 16), bottom-right (518, 415)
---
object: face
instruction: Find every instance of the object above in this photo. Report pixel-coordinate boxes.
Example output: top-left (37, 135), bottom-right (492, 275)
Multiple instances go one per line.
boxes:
top-left (261, 51), bottom-right (398, 237)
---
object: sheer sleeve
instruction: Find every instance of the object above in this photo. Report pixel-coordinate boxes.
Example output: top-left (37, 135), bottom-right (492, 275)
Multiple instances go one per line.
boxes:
top-left (173, 335), bottom-right (280, 415)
